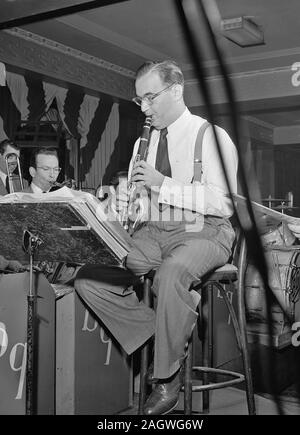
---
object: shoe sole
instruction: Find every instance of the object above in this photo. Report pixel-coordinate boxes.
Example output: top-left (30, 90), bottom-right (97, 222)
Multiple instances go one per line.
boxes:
top-left (162, 400), bottom-right (179, 415)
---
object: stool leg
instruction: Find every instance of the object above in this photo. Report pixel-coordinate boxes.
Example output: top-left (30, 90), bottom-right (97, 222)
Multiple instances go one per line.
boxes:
top-left (184, 339), bottom-right (193, 415)
top-left (138, 278), bottom-right (152, 415)
top-left (237, 241), bottom-right (256, 415)
top-left (238, 298), bottom-right (256, 415)
top-left (202, 284), bottom-right (213, 413)
top-left (138, 342), bottom-right (149, 414)
top-left (213, 279), bottom-right (256, 415)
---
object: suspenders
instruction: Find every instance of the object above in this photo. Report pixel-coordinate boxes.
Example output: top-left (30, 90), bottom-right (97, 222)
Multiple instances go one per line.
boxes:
top-left (139, 121), bottom-right (210, 184)
top-left (193, 121), bottom-right (211, 183)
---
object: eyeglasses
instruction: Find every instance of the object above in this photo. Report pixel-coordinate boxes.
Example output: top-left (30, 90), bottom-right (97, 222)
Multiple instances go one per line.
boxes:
top-left (36, 166), bottom-right (61, 173)
top-left (132, 83), bottom-right (175, 106)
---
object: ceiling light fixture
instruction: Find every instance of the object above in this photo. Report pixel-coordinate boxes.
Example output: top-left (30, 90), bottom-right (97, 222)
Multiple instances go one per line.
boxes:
top-left (220, 16), bottom-right (264, 47)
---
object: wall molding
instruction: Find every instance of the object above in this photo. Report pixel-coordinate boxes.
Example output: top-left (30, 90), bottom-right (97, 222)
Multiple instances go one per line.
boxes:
top-left (183, 46), bottom-right (300, 72)
top-left (185, 63), bottom-right (300, 107)
top-left (185, 65), bottom-right (293, 84)
top-left (0, 28), bottom-right (135, 100)
top-left (5, 27), bottom-right (136, 79)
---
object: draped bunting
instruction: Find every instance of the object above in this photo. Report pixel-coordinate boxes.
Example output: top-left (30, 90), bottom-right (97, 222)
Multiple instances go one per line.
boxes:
top-left (78, 94), bottom-right (101, 149)
top-left (84, 102), bottom-right (119, 189)
top-left (43, 82), bottom-right (69, 133)
top-left (6, 72), bottom-right (29, 121)
top-left (0, 69), bottom-right (122, 190)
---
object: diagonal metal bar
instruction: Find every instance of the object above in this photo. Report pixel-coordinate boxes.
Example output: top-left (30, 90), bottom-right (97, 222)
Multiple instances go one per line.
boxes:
top-left (0, 0), bottom-right (129, 30)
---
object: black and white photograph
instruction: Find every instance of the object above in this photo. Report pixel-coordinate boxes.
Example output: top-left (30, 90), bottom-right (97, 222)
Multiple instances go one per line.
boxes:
top-left (0, 0), bottom-right (300, 423)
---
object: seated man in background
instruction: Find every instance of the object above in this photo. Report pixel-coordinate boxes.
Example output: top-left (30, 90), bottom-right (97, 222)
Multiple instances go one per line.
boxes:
top-left (97, 170), bottom-right (129, 224)
top-left (0, 139), bottom-right (28, 194)
top-left (97, 170), bottom-right (144, 234)
top-left (21, 147), bottom-right (80, 289)
top-left (97, 170), bottom-right (128, 203)
top-left (22, 147), bottom-right (61, 193)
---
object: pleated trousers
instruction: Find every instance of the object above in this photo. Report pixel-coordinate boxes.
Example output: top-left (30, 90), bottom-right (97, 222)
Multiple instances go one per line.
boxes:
top-left (75, 220), bottom-right (233, 379)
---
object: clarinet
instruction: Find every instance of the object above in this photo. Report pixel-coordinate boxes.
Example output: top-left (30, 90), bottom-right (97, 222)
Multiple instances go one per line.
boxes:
top-left (122, 117), bottom-right (152, 230)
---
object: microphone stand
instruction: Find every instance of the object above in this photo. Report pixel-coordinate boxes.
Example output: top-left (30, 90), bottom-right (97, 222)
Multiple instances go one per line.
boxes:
top-left (22, 230), bottom-right (43, 415)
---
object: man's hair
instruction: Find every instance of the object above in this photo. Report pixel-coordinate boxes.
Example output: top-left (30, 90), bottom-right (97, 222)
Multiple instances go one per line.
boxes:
top-left (109, 170), bottom-right (128, 189)
top-left (135, 60), bottom-right (184, 87)
top-left (0, 139), bottom-right (20, 155)
top-left (30, 147), bottom-right (59, 168)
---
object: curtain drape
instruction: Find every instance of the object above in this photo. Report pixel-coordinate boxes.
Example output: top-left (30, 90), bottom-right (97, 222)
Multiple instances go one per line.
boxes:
top-left (0, 70), bottom-right (121, 189)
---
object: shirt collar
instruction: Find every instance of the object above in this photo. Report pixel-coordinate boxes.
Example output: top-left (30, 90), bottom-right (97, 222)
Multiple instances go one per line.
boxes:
top-left (166, 107), bottom-right (191, 136)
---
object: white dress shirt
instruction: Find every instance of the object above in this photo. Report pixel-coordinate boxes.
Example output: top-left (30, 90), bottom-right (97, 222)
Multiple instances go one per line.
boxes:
top-left (129, 108), bottom-right (238, 218)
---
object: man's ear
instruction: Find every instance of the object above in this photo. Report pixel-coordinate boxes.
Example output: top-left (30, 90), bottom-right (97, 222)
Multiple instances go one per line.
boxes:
top-left (29, 167), bottom-right (36, 178)
top-left (172, 84), bottom-right (183, 101)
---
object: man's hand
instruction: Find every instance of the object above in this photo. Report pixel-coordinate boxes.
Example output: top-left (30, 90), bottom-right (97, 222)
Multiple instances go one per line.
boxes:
top-left (7, 260), bottom-right (26, 272)
top-left (131, 160), bottom-right (164, 190)
top-left (128, 190), bottom-right (150, 225)
top-left (109, 182), bottom-right (129, 219)
top-left (288, 223), bottom-right (300, 240)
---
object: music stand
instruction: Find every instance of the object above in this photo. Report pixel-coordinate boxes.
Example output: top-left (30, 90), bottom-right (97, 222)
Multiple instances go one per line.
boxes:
top-left (0, 202), bottom-right (129, 265)
top-left (0, 200), bottom-right (130, 414)
top-left (233, 193), bottom-right (300, 227)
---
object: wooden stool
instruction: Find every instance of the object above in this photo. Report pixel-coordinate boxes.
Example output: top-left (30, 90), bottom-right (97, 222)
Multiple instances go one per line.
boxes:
top-left (138, 270), bottom-right (155, 415)
top-left (183, 237), bottom-right (255, 414)
top-left (138, 237), bottom-right (256, 415)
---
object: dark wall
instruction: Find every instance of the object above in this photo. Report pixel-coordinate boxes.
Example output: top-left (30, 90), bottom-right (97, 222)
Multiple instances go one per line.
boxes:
top-left (102, 101), bottom-right (143, 185)
top-left (274, 145), bottom-right (300, 217)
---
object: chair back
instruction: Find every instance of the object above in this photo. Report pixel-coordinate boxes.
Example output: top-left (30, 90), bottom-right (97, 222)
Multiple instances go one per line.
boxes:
top-left (229, 215), bottom-right (244, 267)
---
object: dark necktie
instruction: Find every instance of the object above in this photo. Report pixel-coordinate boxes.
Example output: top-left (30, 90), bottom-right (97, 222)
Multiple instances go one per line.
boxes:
top-left (5, 176), bottom-right (10, 193)
top-left (155, 128), bottom-right (172, 177)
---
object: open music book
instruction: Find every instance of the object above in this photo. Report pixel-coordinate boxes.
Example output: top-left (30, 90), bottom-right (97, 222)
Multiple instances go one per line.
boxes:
top-left (233, 193), bottom-right (300, 226)
top-left (0, 187), bottom-right (134, 266)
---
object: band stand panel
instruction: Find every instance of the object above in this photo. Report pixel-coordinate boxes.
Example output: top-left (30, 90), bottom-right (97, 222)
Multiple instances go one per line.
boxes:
top-left (56, 290), bottom-right (133, 415)
top-left (0, 272), bottom-right (55, 415)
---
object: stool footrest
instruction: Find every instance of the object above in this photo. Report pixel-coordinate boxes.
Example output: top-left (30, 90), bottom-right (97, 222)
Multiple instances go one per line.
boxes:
top-left (183, 366), bottom-right (245, 392)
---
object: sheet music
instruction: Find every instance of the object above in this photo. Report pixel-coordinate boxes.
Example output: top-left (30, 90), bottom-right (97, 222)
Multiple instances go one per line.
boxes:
top-left (233, 194), bottom-right (300, 225)
top-left (0, 187), bottom-right (133, 264)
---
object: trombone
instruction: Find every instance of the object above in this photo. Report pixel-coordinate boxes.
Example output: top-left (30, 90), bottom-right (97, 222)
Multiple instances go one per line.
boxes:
top-left (5, 152), bottom-right (24, 193)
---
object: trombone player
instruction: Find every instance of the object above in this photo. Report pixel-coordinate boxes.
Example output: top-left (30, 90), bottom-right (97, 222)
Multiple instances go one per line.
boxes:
top-left (22, 147), bottom-right (61, 193)
top-left (0, 139), bottom-right (27, 271)
top-left (0, 139), bottom-right (27, 194)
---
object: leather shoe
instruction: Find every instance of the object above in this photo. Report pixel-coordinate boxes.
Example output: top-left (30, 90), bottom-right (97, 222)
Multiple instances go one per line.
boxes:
top-left (143, 368), bottom-right (183, 415)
